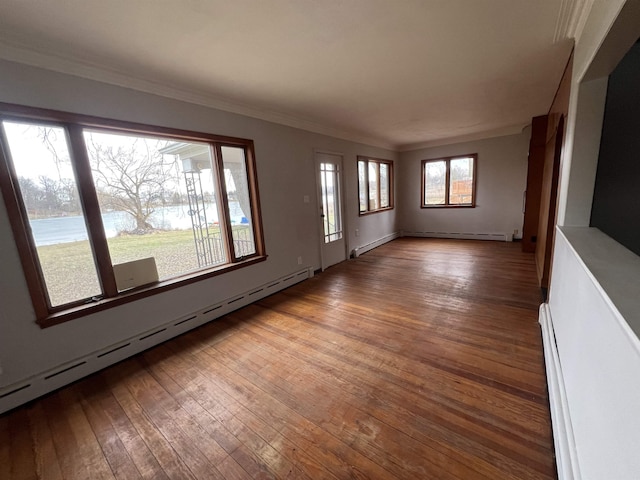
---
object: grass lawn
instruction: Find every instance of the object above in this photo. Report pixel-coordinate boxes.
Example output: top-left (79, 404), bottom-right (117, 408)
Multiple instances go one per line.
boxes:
top-left (37, 229), bottom-right (218, 307)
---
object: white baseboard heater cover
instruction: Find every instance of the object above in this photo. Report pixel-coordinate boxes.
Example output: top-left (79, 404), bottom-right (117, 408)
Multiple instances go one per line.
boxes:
top-left (539, 303), bottom-right (581, 480)
top-left (352, 231), bottom-right (400, 258)
top-left (402, 231), bottom-right (509, 242)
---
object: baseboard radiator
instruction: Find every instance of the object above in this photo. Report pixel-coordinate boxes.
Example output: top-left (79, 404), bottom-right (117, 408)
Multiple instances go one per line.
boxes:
top-left (0, 267), bottom-right (313, 414)
top-left (402, 230), bottom-right (509, 242)
top-left (539, 303), bottom-right (581, 480)
top-left (352, 231), bottom-right (401, 258)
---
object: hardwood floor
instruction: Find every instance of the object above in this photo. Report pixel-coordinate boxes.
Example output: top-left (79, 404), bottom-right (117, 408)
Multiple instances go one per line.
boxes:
top-left (0, 238), bottom-right (555, 479)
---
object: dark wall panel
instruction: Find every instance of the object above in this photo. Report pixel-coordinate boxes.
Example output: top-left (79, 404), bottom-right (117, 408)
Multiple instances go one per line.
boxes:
top-left (591, 41), bottom-right (640, 256)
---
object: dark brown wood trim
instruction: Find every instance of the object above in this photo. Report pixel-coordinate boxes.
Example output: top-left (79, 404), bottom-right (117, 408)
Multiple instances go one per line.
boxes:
top-left (243, 141), bottom-right (266, 257)
top-left (421, 153), bottom-right (477, 208)
top-left (0, 102), bottom-right (267, 326)
top-left (0, 102), bottom-right (253, 147)
top-left (420, 204), bottom-right (477, 209)
top-left (37, 255), bottom-right (267, 328)
top-left (357, 155), bottom-right (394, 215)
top-left (357, 157), bottom-right (368, 214)
top-left (445, 158), bottom-right (452, 204)
top-left (66, 125), bottom-right (118, 297)
top-left (470, 152), bottom-right (478, 208)
top-left (389, 158), bottom-right (395, 208)
top-left (0, 122), bottom-right (50, 318)
top-left (359, 206), bottom-right (394, 216)
top-left (547, 46), bottom-right (575, 117)
top-left (214, 144), bottom-right (236, 261)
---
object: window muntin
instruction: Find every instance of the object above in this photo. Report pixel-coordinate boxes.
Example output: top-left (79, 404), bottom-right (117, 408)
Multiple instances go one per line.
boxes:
top-left (421, 154), bottom-right (476, 208)
top-left (357, 156), bottom-right (394, 214)
top-left (0, 103), bottom-right (265, 325)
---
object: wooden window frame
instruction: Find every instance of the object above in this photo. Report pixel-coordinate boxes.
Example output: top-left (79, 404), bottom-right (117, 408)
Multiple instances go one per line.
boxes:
top-left (357, 156), bottom-right (394, 215)
top-left (0, 102), bottom-right (266, 328)
top-left (421, 153), bottom-right (477, 208)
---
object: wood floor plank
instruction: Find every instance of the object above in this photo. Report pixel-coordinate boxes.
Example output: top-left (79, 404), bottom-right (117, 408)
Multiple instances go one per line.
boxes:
top-left (0, 413), bottom-right (12, 479)
top-left (74, 380), bottom-right (143, 480)
top-left (164, 334), bottom-right (394, 479)
top-left (94, 378), bottom-right (170, 480)
top-left (110, 362), bottom-right (223, 479)
top-left (25, 403), bottom-right (63, 480)
top-left (246, 300), bottom-right (551, 437)
top-left (40, 392), bottom-right (112, 480)
top-left (205, 319), bottom-right (546, 479)
top-left (152, 339), bottom-right (343, 480)
top-left (8, 408), bottom-right (37, 480)
top-left (104, 365), bottom-right (198, 480)
top-left (233, 309), bottom-right (554, 473)
top-left (0, 238), bottom-right (556, 479)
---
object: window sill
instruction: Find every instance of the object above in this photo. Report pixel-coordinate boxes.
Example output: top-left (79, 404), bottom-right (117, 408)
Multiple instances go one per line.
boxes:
top-left (359, 207), bottom-right (394, 216)
top-left (420, 204), bottom-right (475, 209)
top-left (37, 255), bottom-right (267, 328)
top-left (558, 226), bottom-right (640, 339)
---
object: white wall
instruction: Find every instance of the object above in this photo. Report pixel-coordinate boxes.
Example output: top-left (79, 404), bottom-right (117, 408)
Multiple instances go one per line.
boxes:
top-left (0, 59), bottom-right (398, 407)
top-left (548, 229), bottom-right (640, 479)
top-left (397, 130), bottom-right (530, 240)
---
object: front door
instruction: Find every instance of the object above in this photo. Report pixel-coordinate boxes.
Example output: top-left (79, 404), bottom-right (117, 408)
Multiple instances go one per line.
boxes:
top-left (316, 152), bottom-right (346, 270)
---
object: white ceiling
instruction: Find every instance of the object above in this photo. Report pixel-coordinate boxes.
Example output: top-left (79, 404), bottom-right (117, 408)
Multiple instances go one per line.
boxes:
top-left (0, 1), bottom-right (583, 150)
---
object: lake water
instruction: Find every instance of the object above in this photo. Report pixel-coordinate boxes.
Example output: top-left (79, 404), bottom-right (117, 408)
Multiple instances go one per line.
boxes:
top-left (30, 203), bottom-right (245, 246)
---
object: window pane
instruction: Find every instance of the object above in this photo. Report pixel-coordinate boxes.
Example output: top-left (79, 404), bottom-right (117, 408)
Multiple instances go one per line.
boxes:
top-left (84, 130), bottom-right (228, 289)
top-left (424, 161), bottom-right (446, 205)
top-left (358, 160), bottom-right (367, 212)
top-left (220, 146), bottom-right (256, 258)
top-left (368, 162), bottom-right (379, 210)
top-left (449, 157), bottom-right (474, 205)
top-left (2, 121), bottom-right (102, 306)
top-left (380, 163), bottom-right (389, 208)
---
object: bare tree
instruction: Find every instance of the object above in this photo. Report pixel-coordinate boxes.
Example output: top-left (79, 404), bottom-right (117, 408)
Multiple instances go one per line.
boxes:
top-left (18, 176), bottom-right (40, 214)
top-left (86, 135), bottom-right (178, 233)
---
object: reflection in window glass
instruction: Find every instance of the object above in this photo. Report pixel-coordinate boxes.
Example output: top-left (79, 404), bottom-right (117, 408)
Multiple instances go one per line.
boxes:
top-left (220, 146), bottom-right (257, 258)
top-left (424, 161), bottom-right (446, 205)
top-left (2, 121), bottom-right (102, 306)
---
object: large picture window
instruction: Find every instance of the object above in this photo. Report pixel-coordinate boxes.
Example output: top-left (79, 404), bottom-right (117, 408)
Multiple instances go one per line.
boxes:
top-left (421, 154), bottom-right (477, 207)
top-left (0, 103), bottom-right (265, 326)
top-left (357, 156), bottom-right (393, 214)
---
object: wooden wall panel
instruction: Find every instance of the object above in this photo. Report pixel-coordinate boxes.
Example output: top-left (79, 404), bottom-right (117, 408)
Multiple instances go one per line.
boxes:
top-left (522, 115), bottom-right (548, 253)
top-left (535, 53), bottom-right (573, 291)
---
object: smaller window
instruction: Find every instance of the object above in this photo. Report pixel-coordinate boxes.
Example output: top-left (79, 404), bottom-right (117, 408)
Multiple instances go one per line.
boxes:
top-left (421, 154), bottom-right (477, 208)
top-left (357, 156), bottom-right (394, 214)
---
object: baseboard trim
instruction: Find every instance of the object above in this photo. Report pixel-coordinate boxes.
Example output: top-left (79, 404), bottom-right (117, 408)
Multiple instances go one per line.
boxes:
top-left (352, 231), bottom-right (400, 258)
top-left (401, 231), bottom-right (510, 242)
top-left (539, 303), bottom-right (581, 480)
top-left (0, 267), bottom-right (312, 414)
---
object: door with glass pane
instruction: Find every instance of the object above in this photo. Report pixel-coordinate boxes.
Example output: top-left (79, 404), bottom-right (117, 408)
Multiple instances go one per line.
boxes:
top-left (316, 152), bottom-right (346, 270)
